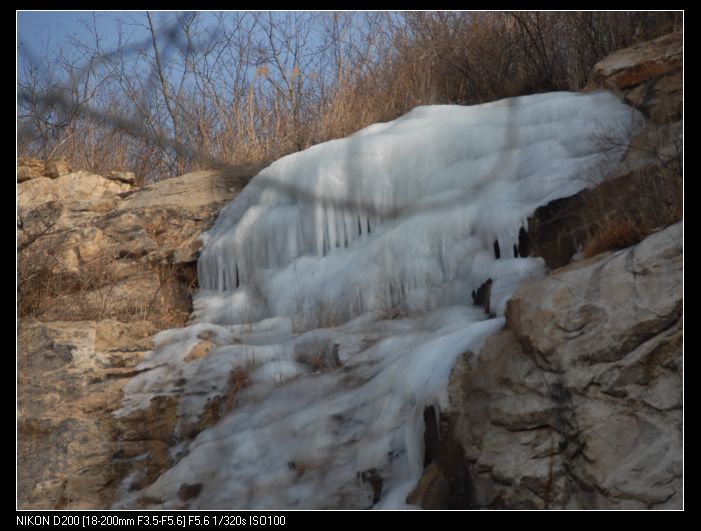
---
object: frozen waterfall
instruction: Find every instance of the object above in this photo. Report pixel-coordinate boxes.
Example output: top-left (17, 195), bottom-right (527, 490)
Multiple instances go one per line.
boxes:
top-left (117, 90), bottom-right (641, 508)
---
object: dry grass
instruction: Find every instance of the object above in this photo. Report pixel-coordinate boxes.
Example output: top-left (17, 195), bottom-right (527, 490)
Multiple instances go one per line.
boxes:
top-left (581, 127), bottom-right (682, 258)
top-left (583, 219), bottom-right (645, 258)
top-left (17, 226), bottom-right (190, 327)
top-left (19, 238), bottom-right (127, 321)
top-left (317, 300), bottom-right (343, 329)
top-left (582, 187), bottom-right (682, 258)
top-left (17, 201), bottom-right (200, 327)
top-left (221, 366), bottom-right (252, 415)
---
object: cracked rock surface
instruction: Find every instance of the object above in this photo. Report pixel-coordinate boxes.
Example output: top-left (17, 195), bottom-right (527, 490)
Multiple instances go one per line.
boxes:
top-left (441, 223), bottom-right (682, 509)
top-left (17, 165), bottom-right (263, 508)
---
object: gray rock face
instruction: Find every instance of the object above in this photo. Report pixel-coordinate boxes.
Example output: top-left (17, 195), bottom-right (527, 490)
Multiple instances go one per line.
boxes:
top-left (444, 223), bottom-right (682, 509)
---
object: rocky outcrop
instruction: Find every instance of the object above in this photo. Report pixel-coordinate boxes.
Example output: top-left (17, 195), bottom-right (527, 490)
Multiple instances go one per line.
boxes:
top-left (18, 165), bottom-right (264, 325)
top-left (18, 172), bottom-right (132, 211)
top-left (524, 32), bottom-right (682, 270)
top-left (44, 159), bottom-right (72, 179)
top-left (437, 223), bottom-right (682, 509)
top-left (120, 166), bottom-right (256, 210)
top-left (17, 157), bottom-right (45, 182)
top-left (17, 164), bottom-right (263, 509)
top-left (589, 31), bottom-right (682, 124)
top-left (18, 157), bottom-right (71, 182)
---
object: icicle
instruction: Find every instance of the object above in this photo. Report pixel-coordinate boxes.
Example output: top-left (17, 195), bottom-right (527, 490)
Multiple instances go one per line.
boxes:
top-left (315, 202), bottom-right (325, 257)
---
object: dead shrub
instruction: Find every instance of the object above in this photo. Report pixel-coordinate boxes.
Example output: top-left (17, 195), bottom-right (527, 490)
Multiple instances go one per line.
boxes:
top-left (580, 168), bottom-right (681, 258)
top-left (18, 236), bottom-right (119, 320)
top-left (583, 219), bottom-right (644, 258)
top-left (580, 140), bottom-right (682, 259)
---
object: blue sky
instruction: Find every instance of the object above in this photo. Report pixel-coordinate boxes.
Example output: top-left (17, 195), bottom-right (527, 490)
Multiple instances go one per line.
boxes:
top-left (18, 11), bottom-right (130, 54)
top-left (17, 11), bottom-right (207, 64)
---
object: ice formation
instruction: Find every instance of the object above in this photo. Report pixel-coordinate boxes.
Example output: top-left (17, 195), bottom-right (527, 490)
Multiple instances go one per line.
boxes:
top-left (117, 91), bottom-right (641, 508)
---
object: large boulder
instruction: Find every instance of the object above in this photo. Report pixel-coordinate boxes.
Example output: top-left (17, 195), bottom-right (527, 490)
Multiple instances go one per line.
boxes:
top-left (121, 165), bottom-right (264, 211)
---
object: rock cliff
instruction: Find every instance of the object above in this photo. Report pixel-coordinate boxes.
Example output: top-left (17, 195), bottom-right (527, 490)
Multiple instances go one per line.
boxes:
top-left (17, 164), bottom-right (263, 508)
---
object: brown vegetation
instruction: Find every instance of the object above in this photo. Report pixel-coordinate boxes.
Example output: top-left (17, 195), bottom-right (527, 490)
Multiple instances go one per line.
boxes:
top-left (582, 170), bottom-right (682, 258)
top-left (18, 12), bottom-right (680, 183)
top-left (582, 122), bottom-right (682, 258)
top-left (17, 207), bottom-right (193, 327)
top-left (222, 366), bottom-right (252, 415)
top-left (583, 220), bottom-right (645, 258)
